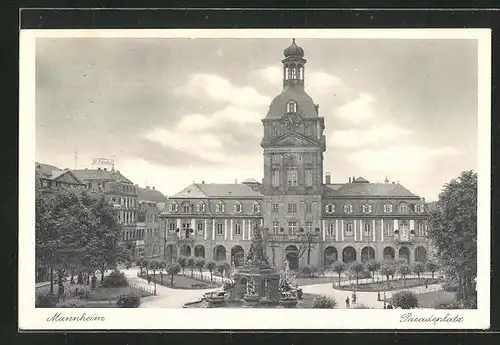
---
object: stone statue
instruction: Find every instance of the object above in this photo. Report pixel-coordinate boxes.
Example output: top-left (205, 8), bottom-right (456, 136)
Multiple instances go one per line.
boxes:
top-left (245, 225), bottom-right (271, 268)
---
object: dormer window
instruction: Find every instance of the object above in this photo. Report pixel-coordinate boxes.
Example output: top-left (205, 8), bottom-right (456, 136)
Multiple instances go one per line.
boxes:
top-left (343, 204), bottom-right (353, 213)
top-left (182, 203), bottom-right (191, 213)
top-left (272, 124), bottom-right (280, 136)
top-left (197, 202), bottom-right (206, 212)
top-left (234, 202), bottom-right (243, 213)
top-left (399, 202), bottom-right (409, 214)
top-left (362, 204), bottom-right (372, 213)
top-left (168, 202), bottom-right (178, 212)
top-left (216, 201), bottom-right (225, 213)
top-left (383, 203), bottom-right (393, 213)
top-left (325, 204), bottom-right (335, 213)
top-left (414, 204), bottom-right (424, 213)
top-left (286, 101), bottom-right (297, 113)
top-left (252, 202), bottom-right (261, 213)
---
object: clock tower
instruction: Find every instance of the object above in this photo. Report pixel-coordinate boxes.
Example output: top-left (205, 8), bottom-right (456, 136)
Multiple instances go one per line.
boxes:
top-left (261, 39), bottom-right (326, 268)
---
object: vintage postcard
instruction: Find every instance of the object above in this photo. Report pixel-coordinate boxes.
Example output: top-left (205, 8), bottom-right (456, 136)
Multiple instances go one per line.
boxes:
top-left (19, 28), bottom-right (490, 330)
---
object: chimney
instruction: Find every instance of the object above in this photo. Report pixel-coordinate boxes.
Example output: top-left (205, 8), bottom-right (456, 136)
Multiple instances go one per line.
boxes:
top-left (352, 176), bottom-right (355, 182)
top-left (97, 167), bottom-right (101, 170)
top-left (152, 186), bottom-right (155, 190)
top-left (325, 172), bottom-right (331, 185)
top-left (201, 180), bottom-right (205, 184)
top-left (104, 168), bottom-right (107, 171)
top-left (348, 177), bottom-right (351, 183)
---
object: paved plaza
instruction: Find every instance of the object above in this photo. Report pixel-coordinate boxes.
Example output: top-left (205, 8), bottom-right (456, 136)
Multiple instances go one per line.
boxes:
top-left (121, 267), bottom-right (442, 309)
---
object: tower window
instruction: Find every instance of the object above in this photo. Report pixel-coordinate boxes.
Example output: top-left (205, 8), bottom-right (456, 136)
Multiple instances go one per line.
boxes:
top-left (272, 203), bottom-right (279, 213)
top-left (272, 169), bottom-right (280, 187)
top-left (345, 223), bottom-right (353, 236)
top-left (272, 124), bottom-right (280, 136)
top-left (287, 169), bottom-right (298, 187)
top-left (286, 101), bottom-right (297, 113)
top-left (288, 221), bottom-right (298, 234)
top-left (305, 169), bottom-right (313, 187)
top-left (306, 221), bottom-right (312, 232)
top-left (306, 202), bottom-right (312, 213)
top-left (364, 222), bottom-right (371, 235)
top-left (287, 202), bottom-right (297, 214)
top-left (235, 223), bottom-right (242, 235)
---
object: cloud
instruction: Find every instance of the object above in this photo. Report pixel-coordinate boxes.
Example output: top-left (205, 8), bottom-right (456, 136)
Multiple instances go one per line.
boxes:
top-left (176, 73), bottom-right (271, 108)
top-left (308, 71), bottom-right (344, 90)
top-left (255, 66), bottom-right (282, 85)
top-left (329, 122), bottom-right (415, 148)
top-left (335, 92), bottom-right (376, 123)
top-left (347, 145), bottom-right (461, 173)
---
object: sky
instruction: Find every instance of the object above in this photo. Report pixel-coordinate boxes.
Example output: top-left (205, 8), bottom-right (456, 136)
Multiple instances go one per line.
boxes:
top-left (35, 37), bottom-right (479, 201)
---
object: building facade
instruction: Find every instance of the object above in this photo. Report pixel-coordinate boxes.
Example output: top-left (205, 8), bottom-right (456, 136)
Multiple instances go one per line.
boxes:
top-left (35, 162), bottom-right (85, 193)
top-left (71, 167), bottom-right (140, 260)
top-left (137, 185), bottom-right (168, 260)
top-left (160, 40), bottom-right (431, 270)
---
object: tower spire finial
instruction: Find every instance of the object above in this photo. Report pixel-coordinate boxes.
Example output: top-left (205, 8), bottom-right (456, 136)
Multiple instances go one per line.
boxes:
top-left (292, 38), bottom-right (295, 44)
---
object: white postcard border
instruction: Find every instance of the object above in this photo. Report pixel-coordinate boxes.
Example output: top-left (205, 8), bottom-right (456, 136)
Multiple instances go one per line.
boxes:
top-left (19, 28), bottom-right (491, 330)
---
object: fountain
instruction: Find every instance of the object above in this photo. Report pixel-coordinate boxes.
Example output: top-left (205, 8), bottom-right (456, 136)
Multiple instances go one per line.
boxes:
top-left (196, 224), bottom-right (302, 308)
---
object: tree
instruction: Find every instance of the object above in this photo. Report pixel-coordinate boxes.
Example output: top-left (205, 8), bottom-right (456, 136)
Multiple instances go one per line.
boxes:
top-left (412, 262), bottom-right (426, 282)
top-left (366, 259), bottom-right (381, 283)
top-left (300, 264), bottom-right (316, 277)
top-left (143, 259), bottom-right (150, 278)
top-left (391, 290), bottom-right (419, 309)
top-left (426, 261), bottom-right (439, 279)
top-left (195, 258), bottom-right (206, 276)
top-left (216, 261), bottom-right (230, 277)
top-left (205, 260), bottom-right (216, 282)
top-left (177, 256), bottom-right (187, 275)
top-left (398, 264), bottom-right (411, 287)
top-left (349, 262), bottom-right (365, 286)
top-left (380, 260), bottom-right (396, 291)
top-left (331, 261), bottom-right (347, 287)
top-left (166, 264), bottom-right (181, 286)
top-left (36, 188), bottom-right (126, 295)
top-left (428, 170), bottom-right (477, 300)
top-left (158, 261), bottom-right (166, 283)
top-left (138, 259), bottom-right (147, 275)
top-left (187, 256), bottom-right (196, 278)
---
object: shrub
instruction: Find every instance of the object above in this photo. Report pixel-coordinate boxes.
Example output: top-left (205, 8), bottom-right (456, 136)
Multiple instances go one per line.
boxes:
top-left (299, 264), bottom-right (316, 277)
top-left (312, 296), bottom-right (337, 309)
top-left (101, 270), bottom-right (128, 288)
top-left (116, 294), bottom-right (141, 308)
top-left (442, 282), bottom-right (459, 292)
top-left (58, 299), bottom-right (85, 308)
top-left (390, 290), bottom-right (419, 309)
top-left (36, 294), bottom-right (58, 308)
top-left (434, 300), bottom-right (462, 309)
top-left (72, 285), bottom-right (93, 299)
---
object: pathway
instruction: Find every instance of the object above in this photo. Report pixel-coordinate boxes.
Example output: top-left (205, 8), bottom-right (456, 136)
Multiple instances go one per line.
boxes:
top-left (122, 268), bottom-right (218, 308)
top-left (300, 282), bottom-right (443, 309)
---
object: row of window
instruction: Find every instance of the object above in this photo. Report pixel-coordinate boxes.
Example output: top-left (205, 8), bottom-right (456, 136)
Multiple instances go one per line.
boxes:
top-left (271, 153), bottom-right (316, 164)
top-left (272, 168), bottom-right (314, 187)
top-left (168, 201), bottom-right (261, 214)
top-left (324, 203), bottom-right (425, 214)
top-left (269, 221), bottom-right (426, 237)
top-left (111, 196), bottom-right (137, 209)
top-left (168, 221), bottom-right (258, 236)
top-left (122, 228), bottom-right (160, 241)
top-left (118, 210), bottom-right (136, 224)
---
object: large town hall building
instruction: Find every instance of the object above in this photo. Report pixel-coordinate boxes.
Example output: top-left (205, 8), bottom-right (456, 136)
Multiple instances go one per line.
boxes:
top-left (161, 40), bottom-right (431, 271)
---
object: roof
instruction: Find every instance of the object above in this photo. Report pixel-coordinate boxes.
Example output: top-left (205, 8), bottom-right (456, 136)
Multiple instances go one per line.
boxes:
top-left (324, 183), bottom-right (344, 191)
top-left (35, 162), bottom-right (62, 178)
top-left (323, 182), bottom-right (418, 198)
top-left (138, 187), bottom-right (168, 203)
top-left (353, 177), bottom-right (369, 183)
top-left (265, 85), bottom-right (318, 119)
top-left (71, 169), bottom-right (132, 184)
top-left (35, 162), bottom-right (84, 184)
top-left (170, 183), bottom-right (263, 199)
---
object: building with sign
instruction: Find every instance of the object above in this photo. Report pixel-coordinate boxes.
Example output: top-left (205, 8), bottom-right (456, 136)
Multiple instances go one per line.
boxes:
top-left (71, 167), bottom-right (140, 260)
top-left (160, 40), bottom-right (431, 270)
top-left (137, 185), bottom-right (168, 260)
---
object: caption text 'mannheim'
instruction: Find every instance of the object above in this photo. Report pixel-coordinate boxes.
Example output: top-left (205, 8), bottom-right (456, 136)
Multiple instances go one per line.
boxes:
top-left (47, 313), bottom-right (106, 322)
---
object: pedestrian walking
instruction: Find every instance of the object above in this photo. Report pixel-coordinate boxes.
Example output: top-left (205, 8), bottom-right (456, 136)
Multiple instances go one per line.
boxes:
top-left (425, 281), bottom-right (428, 289)
top-left (352, 291), bottom-right (357, 305)
top-left (345, 296), bottom-right (350, 308)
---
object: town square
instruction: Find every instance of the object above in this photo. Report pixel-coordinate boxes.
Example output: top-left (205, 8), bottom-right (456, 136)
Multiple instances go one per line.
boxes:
top-left (33, 36), bottom-right (478, 311)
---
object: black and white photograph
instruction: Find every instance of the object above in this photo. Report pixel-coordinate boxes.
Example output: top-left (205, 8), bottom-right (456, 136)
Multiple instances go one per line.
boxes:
top-left (19, 29), bottom-right (490, 330)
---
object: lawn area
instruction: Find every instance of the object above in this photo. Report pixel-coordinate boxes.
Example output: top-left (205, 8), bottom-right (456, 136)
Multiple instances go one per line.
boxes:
top-left (417, 290), bottom-right (456, 308)
top-left (336, 278), bottom-right (439, 292)
top-left (139, 273), bottom-right (221, 289)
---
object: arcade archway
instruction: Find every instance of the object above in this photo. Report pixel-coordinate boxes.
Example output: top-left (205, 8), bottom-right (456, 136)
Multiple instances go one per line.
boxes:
top-left (399, 247), bottom-right (410, 263)
top-left (342, 246), bottom-right (357, 263)
top-left (231, 245), bottom-right (245, 267)
top-left (180, 244), bottom-right (191, 257)
top-left (383, 246), bottom-right (395, 260)
top-left (361, 246), bottom-right (376, 263)
top-left (324, 246), bottom-right (338, 267)
top-left (213, 245), bottom-right (227, 261)
top-left (285, 245), bottom-right (299, 270)
top-left (414, 246), bottom-right (427, 263)
top-left (194, 245), bottom-right (205, 258)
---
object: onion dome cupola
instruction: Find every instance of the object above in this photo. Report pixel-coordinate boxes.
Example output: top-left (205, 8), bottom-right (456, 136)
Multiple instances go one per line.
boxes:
top-left (265, 39), bottom-right (319, 120)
